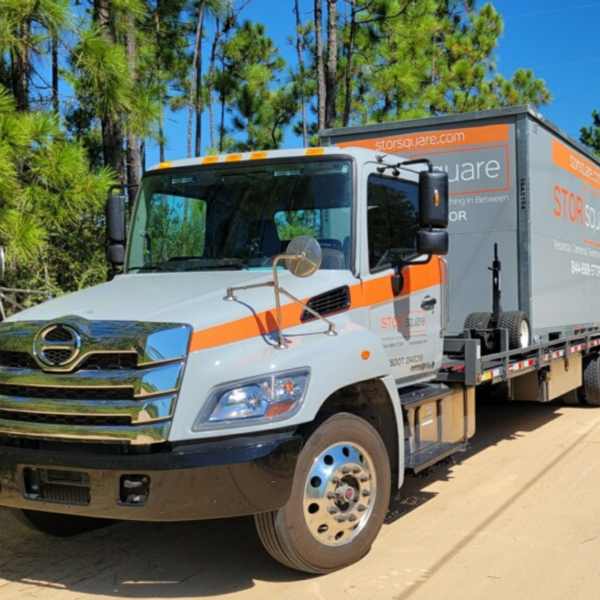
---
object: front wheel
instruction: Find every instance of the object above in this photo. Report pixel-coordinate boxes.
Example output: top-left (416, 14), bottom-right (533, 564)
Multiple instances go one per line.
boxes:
top-left (12, 509), bottom-right (113, 537)
top-left (254, 413), bottom-right (391, 574)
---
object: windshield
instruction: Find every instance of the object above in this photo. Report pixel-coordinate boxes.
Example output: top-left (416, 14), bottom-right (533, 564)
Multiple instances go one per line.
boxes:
top-left (126, 158), bottom-right (353, 273)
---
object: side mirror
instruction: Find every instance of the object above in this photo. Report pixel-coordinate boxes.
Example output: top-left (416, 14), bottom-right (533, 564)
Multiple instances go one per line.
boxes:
top-left (107, 194), bottom-right (127, 243)
top-left (417, 229), bottom-right (448, 255)
top-left (419, 170), bottom-right (449, 228)
top-left (107, 244), bottom-right (126, 266)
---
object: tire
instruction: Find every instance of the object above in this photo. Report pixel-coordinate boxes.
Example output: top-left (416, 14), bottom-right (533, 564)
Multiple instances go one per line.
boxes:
top-left (584, 354), bottom-right (600, 406)
top-left (498, 310), bottom-right (531, 350)
top-left (464, 312), bottom-right (493, 352)
top-left (254, 413), bottom-right (391, 574)
top-left (12, 509), bottom-right (113, 537)
top-left (562, 388), bottom-right (584, 406)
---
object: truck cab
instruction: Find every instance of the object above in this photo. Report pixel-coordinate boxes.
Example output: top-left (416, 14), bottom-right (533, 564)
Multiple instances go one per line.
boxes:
top-left (0, 146), bottom-right (468, 574)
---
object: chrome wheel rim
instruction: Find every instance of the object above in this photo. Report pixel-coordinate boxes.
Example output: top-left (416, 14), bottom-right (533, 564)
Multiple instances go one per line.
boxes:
top-left (520, 319), bottom-right (530, 348)
top-left (302, 441), bottom-right (376, 546)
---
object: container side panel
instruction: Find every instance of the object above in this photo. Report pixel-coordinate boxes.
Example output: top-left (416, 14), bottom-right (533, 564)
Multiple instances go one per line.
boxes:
top-left (334, 119), bottom-right (519, 334)
top-left (529, 121), bottom-right (600, 332)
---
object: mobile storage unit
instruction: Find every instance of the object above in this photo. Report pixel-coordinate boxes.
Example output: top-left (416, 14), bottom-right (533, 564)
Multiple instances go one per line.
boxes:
top-left (322, 106), bottom-right (600, 341)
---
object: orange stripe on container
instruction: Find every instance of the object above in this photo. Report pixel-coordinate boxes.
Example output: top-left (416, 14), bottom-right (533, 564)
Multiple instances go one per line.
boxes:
top-left (189, 257), bottom-right (442, 352)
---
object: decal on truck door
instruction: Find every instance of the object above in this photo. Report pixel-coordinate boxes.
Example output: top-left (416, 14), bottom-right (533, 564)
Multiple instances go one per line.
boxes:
top-left (363, 171), bottom-right (443, 380)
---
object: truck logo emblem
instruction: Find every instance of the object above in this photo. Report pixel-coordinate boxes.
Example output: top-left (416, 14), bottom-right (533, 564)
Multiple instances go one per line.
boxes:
top-left (33, 324), bottom-right (82, 368)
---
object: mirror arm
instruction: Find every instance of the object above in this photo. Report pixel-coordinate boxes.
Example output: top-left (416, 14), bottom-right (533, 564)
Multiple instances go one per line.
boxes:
top-left (222, 248), bottom-right (337, 350)
top-left (391, 253), bottom-right (432, 270)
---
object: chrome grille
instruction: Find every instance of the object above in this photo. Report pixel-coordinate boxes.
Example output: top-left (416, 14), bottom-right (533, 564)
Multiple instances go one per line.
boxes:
top-left (0, 351), bottom-right (38, 369)
top-left (0, 383), bottom-right (133, 401)
top-left (79, 353), bottom-right (138, 371)
top-left (0, 319), bottom-right (191, 445)
top-left (0, 410), bottom-right (131, 427)
top-left (43, 348), bottom-right (73, 365)
top-left (45, 326), bottom-right (73, 342)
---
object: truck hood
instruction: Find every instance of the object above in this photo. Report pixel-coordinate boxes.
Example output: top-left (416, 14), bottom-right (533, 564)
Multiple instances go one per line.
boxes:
top-left (8, 271), bottom-right (357, 331)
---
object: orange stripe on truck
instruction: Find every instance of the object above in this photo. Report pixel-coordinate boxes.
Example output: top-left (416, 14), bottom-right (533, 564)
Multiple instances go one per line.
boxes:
top-left (189, 258), bottom-right (442, 352)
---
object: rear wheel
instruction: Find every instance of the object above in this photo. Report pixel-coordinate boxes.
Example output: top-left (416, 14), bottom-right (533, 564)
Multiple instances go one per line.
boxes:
top-left (13, 509), bottom-right (112, 537)
top-left (254, 413), bottom-right (391, 574)
top-left (498, 310), bottom-right (530, 350)
top-left (584, 354), bottom-right (600, 406)
top-left (562, 388), bottom-right (584, 406)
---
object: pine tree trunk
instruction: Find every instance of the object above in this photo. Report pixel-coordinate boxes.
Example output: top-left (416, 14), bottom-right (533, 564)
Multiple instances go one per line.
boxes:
top-left (154, 4), bottom-right (165, 162)
top-left (125, 14), bottom-right (140, 188)
top-left (315, 0), bottom-right (325, 131)
top-left (52, 35), bottom-right (59, 114)
top-left (188, 4), bottom-right (204, 158)
top-left (194, 8), bottom-right (204, 157)
top-left (12, 20), bottom-right (30, 111)
top-left (94, 0), bottom-right (125, 182)
top-left (342, 0), bottom-right (356, 127)
top-left (294, 0), bottom-right (307, 147)
top-left (325, 0), bottom-right (337, 129)
top-left (208, 18), bottom-right (221, 151)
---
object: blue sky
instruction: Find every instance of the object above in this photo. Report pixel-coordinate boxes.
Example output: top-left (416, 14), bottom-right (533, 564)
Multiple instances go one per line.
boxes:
top-left (156, 0), bottom-right (600, 163)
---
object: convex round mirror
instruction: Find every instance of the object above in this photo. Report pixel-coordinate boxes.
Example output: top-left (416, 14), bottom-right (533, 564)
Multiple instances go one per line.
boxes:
top-left (285, 236), bottom-right (322, 277)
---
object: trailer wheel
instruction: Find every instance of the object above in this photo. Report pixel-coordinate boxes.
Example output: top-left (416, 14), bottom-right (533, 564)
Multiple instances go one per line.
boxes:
top-left (12, 509), bottom-right (112, 537)
top-left (498, 310), bottom-right (530, 349)
top-left (464, 312), bottom-right (494, 352)
top-left (584, 354), bottom-right (600, 406)
top-left (562, 389), bottom-right (584, 406)
top-left (254, 413), bottom-right (391, 574)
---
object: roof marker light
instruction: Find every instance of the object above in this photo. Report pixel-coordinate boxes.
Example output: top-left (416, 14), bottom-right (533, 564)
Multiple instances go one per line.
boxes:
top-left (250, 152), bottom-right (267, 160)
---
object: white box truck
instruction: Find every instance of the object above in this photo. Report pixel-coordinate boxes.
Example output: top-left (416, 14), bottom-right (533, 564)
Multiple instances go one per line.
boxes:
top-left (0, 106), bottom-right (598, 573)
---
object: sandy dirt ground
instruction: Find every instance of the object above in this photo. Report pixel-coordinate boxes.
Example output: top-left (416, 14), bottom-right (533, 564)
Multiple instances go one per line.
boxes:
top-left (2, 398), bottom-right (600, 600)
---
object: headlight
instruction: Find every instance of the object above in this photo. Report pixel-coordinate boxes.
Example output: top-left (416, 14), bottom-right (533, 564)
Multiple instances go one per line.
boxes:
top-left (194, 369), bottom-right (310, 429)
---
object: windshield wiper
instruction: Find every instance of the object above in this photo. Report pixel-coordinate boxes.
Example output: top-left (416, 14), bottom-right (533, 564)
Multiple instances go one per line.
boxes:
top-left (184, 262), bottom-right (249, 271)
top-left (128, 263), bottom-right (177, 272)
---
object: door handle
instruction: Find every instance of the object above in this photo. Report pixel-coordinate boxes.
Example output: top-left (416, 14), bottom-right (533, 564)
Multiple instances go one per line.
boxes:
top-left (421, 296), bottom-right (437, 310)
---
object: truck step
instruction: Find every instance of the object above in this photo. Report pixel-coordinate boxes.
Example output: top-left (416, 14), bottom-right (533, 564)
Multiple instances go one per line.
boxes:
top-left (405, 441), bottom-right (466, 475)
top-left (400, 383), bottom-right (453, 408)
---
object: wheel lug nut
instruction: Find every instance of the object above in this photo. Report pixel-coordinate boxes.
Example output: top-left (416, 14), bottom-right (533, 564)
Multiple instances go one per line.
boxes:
top-left (335, 515), bottom-right (348, 523)
top-left (327, 506), bottom-right (339, 514)
top-left (362, 489), bottom-right (371, 497)
top-left (352, 467), bottom-right (361, 474)
top-left (327, 492), bottom-right (336, 499)
top-left (340, 466), bottom-right (351, 474)
top-left (359, 475), bottom-right (369, 482)
top-left (347, 514), bottom-right (358, 522)
top-left (331, 477), bottom-right (341, 484)
top-left (357, 504), bottom-right (367, 512)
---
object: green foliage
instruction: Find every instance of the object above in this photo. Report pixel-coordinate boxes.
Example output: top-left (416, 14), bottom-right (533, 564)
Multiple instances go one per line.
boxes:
top-left (581, 110), bottom-right (600, 157)
top-left (0, 83), bottom-right (114, 293)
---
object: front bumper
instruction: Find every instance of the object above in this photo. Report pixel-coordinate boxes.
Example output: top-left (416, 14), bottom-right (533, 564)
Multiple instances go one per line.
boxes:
top-left (0, 433), bottom-right (302, 521)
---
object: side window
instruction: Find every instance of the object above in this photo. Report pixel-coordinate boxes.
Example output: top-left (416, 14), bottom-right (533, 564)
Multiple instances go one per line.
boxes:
top-left (367, 175), bottom-right (418, 271)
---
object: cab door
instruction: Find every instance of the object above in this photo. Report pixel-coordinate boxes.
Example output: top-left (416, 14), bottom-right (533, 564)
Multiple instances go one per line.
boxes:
top-left (360, 164), bottom-right (445, 383)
